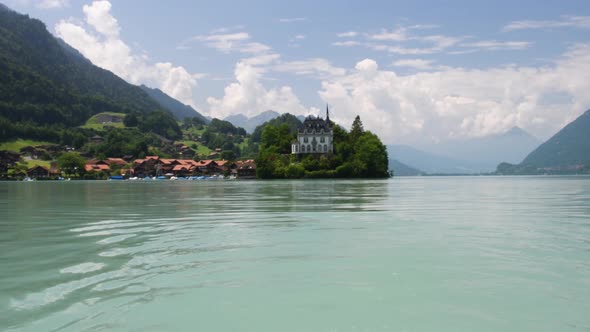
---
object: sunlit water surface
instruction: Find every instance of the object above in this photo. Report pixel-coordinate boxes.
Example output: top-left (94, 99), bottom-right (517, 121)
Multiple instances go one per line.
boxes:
top-left (1, 177), bottom-right (589, 331)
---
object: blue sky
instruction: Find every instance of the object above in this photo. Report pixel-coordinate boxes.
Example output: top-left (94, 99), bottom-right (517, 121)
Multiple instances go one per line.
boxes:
top-left (5, 0), bottom-right (590, 144)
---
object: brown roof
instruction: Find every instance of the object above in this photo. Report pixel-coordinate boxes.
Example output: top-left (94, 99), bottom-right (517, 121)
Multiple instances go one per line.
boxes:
top-left (27, 165), bottom-right (49, 172)
top-left (106, 158), bottom-right (127, 166)
top-left (216, 160), bottom-right (229, 167)
top-left (85, 164), bottom-right (110, 172)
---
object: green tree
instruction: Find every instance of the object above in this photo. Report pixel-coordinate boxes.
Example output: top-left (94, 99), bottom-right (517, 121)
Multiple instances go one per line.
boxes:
top-left (353, 131), bottom-right (389, 177)
top-left (58, 152), bottom-right (86, 177)
top-left (350, 115), bottom-right (364, 143)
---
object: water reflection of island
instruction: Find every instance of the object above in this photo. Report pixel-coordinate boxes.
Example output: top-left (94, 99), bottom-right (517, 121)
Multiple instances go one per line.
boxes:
top-left (252, 180), bottom-right (390, 213)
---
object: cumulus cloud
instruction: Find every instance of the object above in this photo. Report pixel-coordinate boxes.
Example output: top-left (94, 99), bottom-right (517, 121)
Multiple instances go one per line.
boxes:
top-left (318, 44), bottom-right (590, 145)
top-left (207, 62), bottom-right (312, 119)
top-left (503, 15), bottom-right (590, 31)
top-left (55, 1), bottom-right (200, 107)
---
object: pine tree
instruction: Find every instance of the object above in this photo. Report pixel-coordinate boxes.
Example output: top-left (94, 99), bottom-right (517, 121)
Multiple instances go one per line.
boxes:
top-left (350, 115), bottom-right (364, 142)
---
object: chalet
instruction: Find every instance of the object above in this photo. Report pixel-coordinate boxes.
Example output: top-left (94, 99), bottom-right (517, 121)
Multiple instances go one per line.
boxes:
top-left (85, 159), bottom-right (110, 173)
top-left (27, 165), bottom-right (50, 178)
top-left (195, 160), bottom-right (218, 175)
top-left (292, 105), bottom-right (333, 155)
top-left (132, 156), bottom-right (161, 177)
top-left (236, 160), bottom-right (256, 179)
top-left (105, 158), bottom-right (127, 167)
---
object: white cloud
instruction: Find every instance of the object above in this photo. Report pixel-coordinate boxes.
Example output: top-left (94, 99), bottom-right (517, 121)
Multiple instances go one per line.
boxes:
top-left (207, 62), bottom-right (312, 119)
top-left (461, 40), bottom-right (533, 51)
top-left (392, 59), bottom-right (435, 70)
top-left (273, 58), bottom-right (346, 79)
top-left (193, 32), bottom-right (251, 53)
top-left (318, 44), bottom-right (590, 145)
top-left (241, 53), bottom-right (281, 66)
top-left (503, 15), bottom-right (590, 31)
top-left (55, 1), bottom-right (200, 107)
top-left (369, 28), bottom-right (408, 41)
top-left (277, 17), bottom-right (307, 23)
top-left (294, 34), bottom-right (306, 40)
top-left (37, 0), bottom-right (68, 8)
top-left (337, 31), bottom-right (358, 38)
top-left (332, 41), bottom-right (361, 47)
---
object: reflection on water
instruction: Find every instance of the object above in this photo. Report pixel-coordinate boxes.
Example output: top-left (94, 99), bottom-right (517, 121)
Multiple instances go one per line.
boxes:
top-left (1, 177), bottom-right (590, 331)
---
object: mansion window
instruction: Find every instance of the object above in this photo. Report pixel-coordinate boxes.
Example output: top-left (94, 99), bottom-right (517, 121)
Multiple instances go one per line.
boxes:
top-left (320, 136), bottom-right (325, 143)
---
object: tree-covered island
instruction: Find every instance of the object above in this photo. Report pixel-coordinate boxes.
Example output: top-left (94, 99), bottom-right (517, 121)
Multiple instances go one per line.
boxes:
top-left (255, 109), bottom-right (390, 179)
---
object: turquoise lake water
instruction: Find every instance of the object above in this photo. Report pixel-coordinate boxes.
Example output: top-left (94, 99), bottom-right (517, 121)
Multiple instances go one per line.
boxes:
top-left (1, 177), bottom-right (589, 331)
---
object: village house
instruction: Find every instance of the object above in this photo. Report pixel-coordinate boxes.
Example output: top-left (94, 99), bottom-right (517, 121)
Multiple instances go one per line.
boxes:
top-left (236, 160), bottom-right (257, 179)
top-left (26, 165), bottom-right (50, 178)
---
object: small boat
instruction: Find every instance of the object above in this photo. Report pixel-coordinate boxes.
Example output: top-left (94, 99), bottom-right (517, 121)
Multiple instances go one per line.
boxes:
top-left (109, 175), bottom-right (125, 180)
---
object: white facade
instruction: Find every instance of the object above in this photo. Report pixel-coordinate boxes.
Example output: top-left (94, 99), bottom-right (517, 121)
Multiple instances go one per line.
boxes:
top-left (291, 110), bottom-right (333, 154)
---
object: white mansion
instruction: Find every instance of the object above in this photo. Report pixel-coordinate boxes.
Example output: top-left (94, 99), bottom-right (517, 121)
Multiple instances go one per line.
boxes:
top-left (291, 106), bottom-right (333, 155)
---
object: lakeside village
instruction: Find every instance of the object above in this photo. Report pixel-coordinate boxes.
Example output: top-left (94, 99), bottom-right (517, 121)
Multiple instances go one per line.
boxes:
top-left (1, 109), bottom-right (327, 181)
top-left (1, 107), bottom-right (390, 180)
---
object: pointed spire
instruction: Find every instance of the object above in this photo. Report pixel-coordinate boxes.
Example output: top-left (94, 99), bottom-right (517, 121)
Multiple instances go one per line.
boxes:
top-left (326, 104), bottom-right (330, 123)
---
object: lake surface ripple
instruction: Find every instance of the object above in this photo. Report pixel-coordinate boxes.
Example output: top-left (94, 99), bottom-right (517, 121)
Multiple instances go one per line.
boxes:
top-left (1, 177), bottom-right (589, 331)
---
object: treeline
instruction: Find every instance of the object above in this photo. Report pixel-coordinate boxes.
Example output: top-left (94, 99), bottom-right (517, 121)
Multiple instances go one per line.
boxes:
top-left (256, 115), bottom-right (390, 179)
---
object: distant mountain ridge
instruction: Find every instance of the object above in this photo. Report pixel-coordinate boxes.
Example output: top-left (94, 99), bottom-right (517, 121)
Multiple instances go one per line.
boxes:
top-left (225, 111), bottom-right (281, 133)
top-left (140, 85), bottom-right (208, 122)
top-left (388, 158), bottom-right (423, 176)
top-left (497, 110), bottom-right (590, 174)
top-left (416, 126), bottom-right (540, 172)
top-left (387, 144), bottom-right (489, 174)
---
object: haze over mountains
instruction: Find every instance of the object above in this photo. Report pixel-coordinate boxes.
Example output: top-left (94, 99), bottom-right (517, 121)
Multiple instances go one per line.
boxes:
top-left (225, 111), bottom-right (306, 133)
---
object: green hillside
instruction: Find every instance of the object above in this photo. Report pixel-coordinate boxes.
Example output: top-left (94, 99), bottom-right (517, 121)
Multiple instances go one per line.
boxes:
top-left (497, 110), bottom-right (590, 174)
top-left (81, 112), bottom-right (126, 130)
top-left (140, 85), bottom-right (208, 122)
top-left (0, 5), bottom-right (179, 141)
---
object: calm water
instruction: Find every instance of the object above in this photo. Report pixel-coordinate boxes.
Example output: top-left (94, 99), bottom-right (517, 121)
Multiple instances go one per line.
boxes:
top-left (1, 177), bottom-right (589, 331)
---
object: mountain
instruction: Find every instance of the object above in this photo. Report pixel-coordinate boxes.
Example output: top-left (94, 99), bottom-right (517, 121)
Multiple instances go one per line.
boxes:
top-left (416, 127), bottom-right (540, 172)
top-left (522, 110), bottom-right (590, 168)
top-left (225, 110), bottom-right (280, 133)
top-left (0, 5), bottom-right (179, 139)
top-left (389, 158), bottom-right (423, 176)
top-left (387, 144), bottom-right (489, 174)
top-left (140, 85), bottom-right (208, 122)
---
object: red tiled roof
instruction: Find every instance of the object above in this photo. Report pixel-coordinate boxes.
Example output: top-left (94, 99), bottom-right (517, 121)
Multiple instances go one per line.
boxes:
top-left (172, 165), bottom-right (188, 171)
top-left (85, 164), bottom-right (110, 172)
top-left (106, 158), bottom-right (127, 166)
top-left (160, 158), bottom-right (177, 165)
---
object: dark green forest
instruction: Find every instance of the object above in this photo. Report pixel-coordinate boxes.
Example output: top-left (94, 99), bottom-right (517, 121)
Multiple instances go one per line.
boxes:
top-left (0, 5), bottom-right (180, 143)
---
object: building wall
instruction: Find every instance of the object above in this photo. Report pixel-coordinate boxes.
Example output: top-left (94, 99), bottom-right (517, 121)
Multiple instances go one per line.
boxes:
top-left (292, 129), bottom-right (333, 154)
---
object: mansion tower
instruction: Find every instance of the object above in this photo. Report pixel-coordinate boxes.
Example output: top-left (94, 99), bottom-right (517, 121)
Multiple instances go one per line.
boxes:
top-left (291, 106), bottom-right (333, 155)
